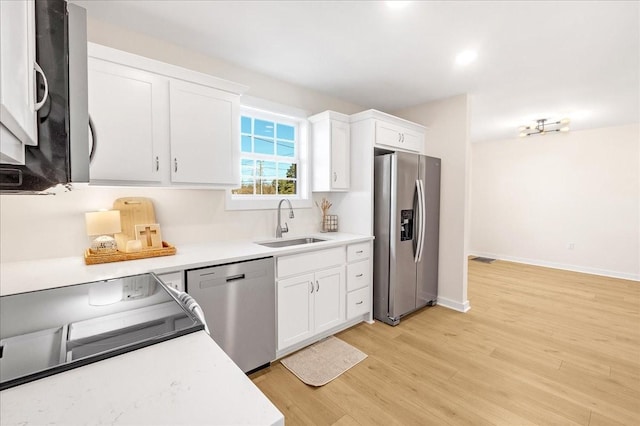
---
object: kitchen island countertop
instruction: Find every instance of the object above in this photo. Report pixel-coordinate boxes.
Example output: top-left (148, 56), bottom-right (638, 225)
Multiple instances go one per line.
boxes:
top-left (0, 331), bottom-right (284, 426)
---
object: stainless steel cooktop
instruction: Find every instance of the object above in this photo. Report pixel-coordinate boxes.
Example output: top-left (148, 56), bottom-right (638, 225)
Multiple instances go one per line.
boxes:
top-left (0, 273), bottom-right (204, 390)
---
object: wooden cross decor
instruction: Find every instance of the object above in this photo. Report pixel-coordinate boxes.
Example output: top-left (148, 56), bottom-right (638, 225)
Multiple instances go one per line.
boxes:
top-left (134, 223), bottom-right (163, 249)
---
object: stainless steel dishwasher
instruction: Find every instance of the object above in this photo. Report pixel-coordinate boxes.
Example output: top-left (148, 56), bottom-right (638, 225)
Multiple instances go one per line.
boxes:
top-left (186, 257), bottom-right (275, 373)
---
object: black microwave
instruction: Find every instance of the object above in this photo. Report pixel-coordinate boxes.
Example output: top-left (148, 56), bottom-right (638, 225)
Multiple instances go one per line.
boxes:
top-left (0, 0), bottom-right (89, 193)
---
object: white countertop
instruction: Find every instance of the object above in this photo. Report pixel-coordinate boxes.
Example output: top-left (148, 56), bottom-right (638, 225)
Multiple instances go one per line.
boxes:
top-left (0, 331), bottom-right (284, 426)
top-left (0, 232), bottom-right (373, 296)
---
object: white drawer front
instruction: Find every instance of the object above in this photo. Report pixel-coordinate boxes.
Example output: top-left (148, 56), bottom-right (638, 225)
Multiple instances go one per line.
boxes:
top-left (346, 260), bottom-right (369, 292)
top-left (277, 247), bottom-right (345, 278)
top-left (347, 287), bottom-right (370, 319)
top-left (347, 242), bottom-right (370, 262)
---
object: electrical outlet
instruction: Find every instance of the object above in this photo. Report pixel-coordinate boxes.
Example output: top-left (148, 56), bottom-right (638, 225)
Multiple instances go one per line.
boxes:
top-left (567, 243), bottom-right (575, 250)
top-left (122, 277), bottom-right (153, 300)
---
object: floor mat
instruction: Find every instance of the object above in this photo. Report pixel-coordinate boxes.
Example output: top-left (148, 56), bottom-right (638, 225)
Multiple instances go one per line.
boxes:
top-left (280, 336), bottom-right (367, 386)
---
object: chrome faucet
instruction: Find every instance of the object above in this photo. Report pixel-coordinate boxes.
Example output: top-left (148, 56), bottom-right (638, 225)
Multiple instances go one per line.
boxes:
top-left (276, 199), bottom-right (295, 238)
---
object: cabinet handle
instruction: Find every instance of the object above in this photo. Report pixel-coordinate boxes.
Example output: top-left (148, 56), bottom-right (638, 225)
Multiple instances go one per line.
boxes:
top-left (316, 280), bottom-right (320, 292)
top-left (156, 156), bottom-right (159, 171)
top-left (356, 273), bottom-right (364, 278)
top-left (356, 250), bottom-right (364, 254)
top-left (398, 133), bottom-right (402, 143)
top-left (401, 133), bottom-right (405, 143)
top-left (174, 158), bottom-right (178, 173)
top-left (310, 282), bottom-right (314, 293)
top-left (33, 62), bottom-right (49, 111)
top-left (356, 301), bottom-right (363, 305)
top-left (333, 172), bottom-right (337, 182)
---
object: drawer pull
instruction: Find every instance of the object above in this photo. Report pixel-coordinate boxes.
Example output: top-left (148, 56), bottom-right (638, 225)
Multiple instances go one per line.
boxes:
top-left (356, 301), bottom-right (363, 305)
top-left (355, 273), bottom-right (364, 278)
top-left (356, 250), bottom-right (364, 254)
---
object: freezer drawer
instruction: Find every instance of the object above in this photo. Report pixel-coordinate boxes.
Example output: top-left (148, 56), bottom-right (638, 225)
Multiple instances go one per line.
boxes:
top-left (186, 257), bottom-right (275, 373)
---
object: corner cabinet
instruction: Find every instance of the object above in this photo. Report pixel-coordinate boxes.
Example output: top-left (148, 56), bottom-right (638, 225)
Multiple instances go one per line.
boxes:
top-left (0, 0), bottom-right (39, 164)
top-left (310, 111), bottom-right (350, 191)
top-left (87, 43), bottom-right (247, 187)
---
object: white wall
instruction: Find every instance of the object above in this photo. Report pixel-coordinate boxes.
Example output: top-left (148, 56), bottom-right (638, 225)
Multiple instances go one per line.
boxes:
top-left (469, 124), bottom-right (640, 280)
top-left (0, 20), bottom-right (363, 263)
top-left (394, 94), bottom-right (471, 312)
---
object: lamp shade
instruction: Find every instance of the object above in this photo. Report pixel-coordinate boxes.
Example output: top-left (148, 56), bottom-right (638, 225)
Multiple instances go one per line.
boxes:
top-left (85, 210), bottom-right (122, 236)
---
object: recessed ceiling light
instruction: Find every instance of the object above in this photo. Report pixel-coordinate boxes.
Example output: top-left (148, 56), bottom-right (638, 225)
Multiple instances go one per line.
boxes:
top-left (455, 50), bottom-right (478, 66)
top-left (386, 1), bottom-right (411, 10)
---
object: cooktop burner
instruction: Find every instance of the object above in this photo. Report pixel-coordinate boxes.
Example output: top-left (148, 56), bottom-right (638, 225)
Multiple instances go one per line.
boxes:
top-left (0, 273), bottom-right (204, 390)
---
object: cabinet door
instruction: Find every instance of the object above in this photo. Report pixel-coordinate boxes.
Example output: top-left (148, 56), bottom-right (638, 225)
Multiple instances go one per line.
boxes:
top-left (169, 80), bottom-right (240, 185)
top-left (313, 266), bottom-right (345, 335)
top-left (330, 120), bottom-right (350, 190)
top-left (0, 0), bottom-right (37, 153)
top-left (88, 58), bottom-right (166, 183)
top-left (375, 120), bottom-right (423, 153)
top-left (277, 273), bottom-right (314, 350)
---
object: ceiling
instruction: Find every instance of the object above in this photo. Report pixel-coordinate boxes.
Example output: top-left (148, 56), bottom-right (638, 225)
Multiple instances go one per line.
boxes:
top-left (72, 1), bottom-right (639, 143)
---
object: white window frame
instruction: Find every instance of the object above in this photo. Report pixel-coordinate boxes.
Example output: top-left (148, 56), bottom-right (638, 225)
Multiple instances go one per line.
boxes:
top-left (226, 97), bottom-right (312, 211)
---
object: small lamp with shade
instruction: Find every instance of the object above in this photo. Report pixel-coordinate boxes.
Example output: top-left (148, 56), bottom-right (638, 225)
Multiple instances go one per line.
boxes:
top-left (85, 210), bottom-right (121, 254)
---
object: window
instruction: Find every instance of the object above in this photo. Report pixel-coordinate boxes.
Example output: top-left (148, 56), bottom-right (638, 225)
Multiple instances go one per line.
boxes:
top-left (233, 115), bottom-right (298, 196)
top-left (226, 102), bottom-right (311, 210)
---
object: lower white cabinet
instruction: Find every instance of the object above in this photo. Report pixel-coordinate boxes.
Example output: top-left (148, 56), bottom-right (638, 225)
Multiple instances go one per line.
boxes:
top-left (277, 266), bottom-right (345, 351)
top-left (276, 242), bottom-right (373, 354)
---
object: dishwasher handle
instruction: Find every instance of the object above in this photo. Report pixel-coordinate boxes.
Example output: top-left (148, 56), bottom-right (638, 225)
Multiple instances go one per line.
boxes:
top-left (226, 274), bottom-right (245, 282)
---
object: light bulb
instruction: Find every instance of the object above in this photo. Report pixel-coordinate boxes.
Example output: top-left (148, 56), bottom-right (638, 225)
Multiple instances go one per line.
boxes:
top-left (560, 126), bottom-right (570, 132)
top-left (560, 118), bottom-right (570, 125)
top-left (519, 132), bottom-right (528, 137)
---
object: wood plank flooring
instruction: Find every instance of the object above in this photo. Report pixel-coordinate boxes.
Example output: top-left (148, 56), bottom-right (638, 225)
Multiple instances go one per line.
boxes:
top-left (250, 260), bottom-right (640, 425)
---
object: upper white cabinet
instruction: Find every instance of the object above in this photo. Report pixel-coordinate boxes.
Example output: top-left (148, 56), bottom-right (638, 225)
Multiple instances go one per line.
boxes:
top-left (87, 43), bottom-right (247, 187)
top-left (350, 109), bottom-right (426, 154)
top-left (169, 80), bottom-right (239, 185)
top-left (88, 58), bottom-right (165, 183)
top-left (0, 0), bottom-right (42, 164)
top-left (309, 111), bottom-right (350, 191)
top-left (375, 120), bottom-right (424, 153)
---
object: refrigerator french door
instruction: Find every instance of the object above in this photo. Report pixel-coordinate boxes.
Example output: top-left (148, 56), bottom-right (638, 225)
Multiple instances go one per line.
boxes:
top-left (373, 152), bottom-right (440, 326)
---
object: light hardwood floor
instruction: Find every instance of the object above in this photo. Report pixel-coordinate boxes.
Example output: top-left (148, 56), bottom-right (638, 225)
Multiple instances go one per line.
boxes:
top-left (251, 260), bottom-right (640, 425)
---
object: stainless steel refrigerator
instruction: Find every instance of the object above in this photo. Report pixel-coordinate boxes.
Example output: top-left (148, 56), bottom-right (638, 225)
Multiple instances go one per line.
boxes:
top-left (373, 152), bottom-right (440, 326)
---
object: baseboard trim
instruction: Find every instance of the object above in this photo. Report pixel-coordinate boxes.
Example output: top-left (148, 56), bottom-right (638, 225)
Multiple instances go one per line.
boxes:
top-left (469, 251), bottom-right (640, 281)
top-left (437, 296), bottom-right (471, 313)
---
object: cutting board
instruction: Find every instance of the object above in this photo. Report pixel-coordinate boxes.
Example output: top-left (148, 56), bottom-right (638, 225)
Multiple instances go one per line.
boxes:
top-left (113, 197), bottom-right (158, 251)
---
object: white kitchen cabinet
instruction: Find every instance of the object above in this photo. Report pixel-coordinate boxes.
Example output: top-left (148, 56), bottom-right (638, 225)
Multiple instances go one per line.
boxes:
top-left (0, 0), bottom-right (40, 164)
top-left (169, 80), bottom-right (239, 185)
top-left (87, 43), bottom-right (247, 187)
top-left (277, 266), bottom-right (345, 350)
top-left (375, 119), bottom-right (424, 153)
top-left (309, 111), bottom-right (350, 191)
top-left (88, 57), bottom-right (165, 183)
top-left (276, 247), bottom-right (346, 351)
top-left (345, 241), bottom-right (372, 320)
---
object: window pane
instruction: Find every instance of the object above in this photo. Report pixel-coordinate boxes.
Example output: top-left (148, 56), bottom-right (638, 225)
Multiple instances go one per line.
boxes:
top-left (241, 116), bottom-right (252, 134)
top-left (255, 137), bottom-right (275, 155)
top-left (276, 141), bottom-right (294, 157)
top-left (241, 135), bottom-right (252, 153)
top-left (232, 178), bottom-right (255, 195)
top-left (277, 179), bottom-right (297, 195)
top-left (278, 162), bottom-right (296, 179)
top-left (255, 119), bottom-right (274, 138)
top-left (256, 160), bottom-right (276, 178)
top-left (256, 178), bottom-right (277, 195)
top-left (276, 123), bottom-right (294, 141)
top-left (241, 158), bottom-right (254, 176)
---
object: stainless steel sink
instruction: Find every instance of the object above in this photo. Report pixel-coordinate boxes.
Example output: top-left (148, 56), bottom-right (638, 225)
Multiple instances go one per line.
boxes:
top-left (256, 237), bottom-right (327, 248)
